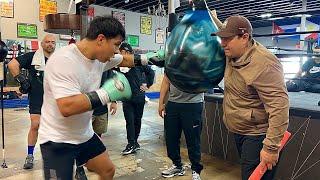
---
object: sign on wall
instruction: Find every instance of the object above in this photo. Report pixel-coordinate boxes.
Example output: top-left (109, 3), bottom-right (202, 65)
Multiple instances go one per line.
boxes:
top-left (25, 40), bottom-right (40, 51)
top-left (59, 34), bottom-right (73, 40)
top-left (140, 16), bottom-right (152, 35)
top-left (17, 23), bottom-right (38, 39)
top-left (87, 6), bottom-right (95, 23)
top-left (0, 0), bottom-right (14, 18)
top-left (155, 29), bottom-right (165, 44)
top-left (112, 11), bottom-right (125, 28)
top-left (126, 35), bottom-right (139, 47)
top-left (5, 39), bottom-right (25, 58)
top-left (39, 0), bottom-right (57, 22)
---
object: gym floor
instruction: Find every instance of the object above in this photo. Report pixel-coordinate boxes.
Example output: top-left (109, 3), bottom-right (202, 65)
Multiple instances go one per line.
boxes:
top-left (0, 99), bottom-right (240, 180)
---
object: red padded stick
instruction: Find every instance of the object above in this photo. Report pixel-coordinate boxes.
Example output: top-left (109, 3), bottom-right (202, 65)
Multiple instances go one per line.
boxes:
top-left (249, 131), bottom-right (291, 180)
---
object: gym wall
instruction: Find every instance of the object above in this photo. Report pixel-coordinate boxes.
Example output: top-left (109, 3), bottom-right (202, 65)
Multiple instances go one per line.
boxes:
top-left (0, 0), bottom-right (75, 42)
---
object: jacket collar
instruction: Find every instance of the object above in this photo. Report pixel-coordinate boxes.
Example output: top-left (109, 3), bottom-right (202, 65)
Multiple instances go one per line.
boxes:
top-left (229, 39), bottom-right (257, 67)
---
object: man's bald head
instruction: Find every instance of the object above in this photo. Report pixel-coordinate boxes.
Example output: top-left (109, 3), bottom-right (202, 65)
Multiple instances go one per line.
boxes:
top-left (41, 34), bottom-right (56, 55)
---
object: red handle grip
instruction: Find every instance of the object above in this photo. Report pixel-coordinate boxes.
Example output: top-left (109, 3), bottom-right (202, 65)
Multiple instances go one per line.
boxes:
top-left (248, 131), bottom-right (291, 180)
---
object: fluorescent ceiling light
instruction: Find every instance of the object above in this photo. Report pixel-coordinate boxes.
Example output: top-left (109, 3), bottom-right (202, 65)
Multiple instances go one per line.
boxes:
top-left (268, 17), bottom-right (285, 20)
top-left (257, 13), bottom-right (272, 18)
top-left (292, 14), bottom-right (312, 17)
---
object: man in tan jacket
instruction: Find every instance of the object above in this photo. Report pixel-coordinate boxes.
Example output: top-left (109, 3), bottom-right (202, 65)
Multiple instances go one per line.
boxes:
top-left (212, 14), bottom-right (289, 180)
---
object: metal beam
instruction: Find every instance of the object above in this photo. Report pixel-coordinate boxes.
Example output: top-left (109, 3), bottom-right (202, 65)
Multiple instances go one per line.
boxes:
top-left (129, 0), bottom-right (159, 11)
top-left (122, 0), bottom-right (152, 9)
top-left (96, 0), bottom-right (113, 6)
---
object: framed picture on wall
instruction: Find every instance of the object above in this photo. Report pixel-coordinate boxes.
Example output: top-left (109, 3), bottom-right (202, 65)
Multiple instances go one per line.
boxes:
top-left (59, 34), bottom-right (73, 40)
top-left (140, 16), bottom-right (152, 35)
top-left (155, 29), bottom-right (165, 44)
top-left (0, 0), bottom-right (14, 18)
top-left (39, 0), bottom-right (57, 22)
top-left (87, 6), bottom-right (95, 23)
top-left (126, 35), bottom-right (139, 47)
top-left (5, 39), bottom-right (25, 59)
top-left (112, 10), bottom-right (125, 28)
top-left (17, 23), bottom-right (38, 39)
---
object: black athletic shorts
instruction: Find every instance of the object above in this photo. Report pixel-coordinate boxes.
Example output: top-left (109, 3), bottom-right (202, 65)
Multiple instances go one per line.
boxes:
top-left (40, 134), bottom-right (106, 180)
top-left (28, 103), bottom-right (41, 114)
top-left (28, 92), bottom-right (43, 114)
top-left (28, 76), bottom-right (44, 115)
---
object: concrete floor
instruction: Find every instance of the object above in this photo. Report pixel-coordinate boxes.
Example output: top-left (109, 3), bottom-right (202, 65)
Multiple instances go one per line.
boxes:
top-left (0, 100), bottom-right (240, 180)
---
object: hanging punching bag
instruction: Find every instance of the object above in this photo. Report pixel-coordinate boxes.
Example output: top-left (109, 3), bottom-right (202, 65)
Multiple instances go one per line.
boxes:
top-left (164, 0), bottom-right (225, 93)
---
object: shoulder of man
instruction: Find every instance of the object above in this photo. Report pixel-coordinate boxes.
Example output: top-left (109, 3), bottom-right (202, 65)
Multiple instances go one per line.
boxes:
top-left (251, 42), bottom-right (281, 67)
top-left (239, 43), bottom-right (280, 84)
top-left (16, 51), bottom-right (35, 59)
top-left (15, 51), bottom-right (36, 68)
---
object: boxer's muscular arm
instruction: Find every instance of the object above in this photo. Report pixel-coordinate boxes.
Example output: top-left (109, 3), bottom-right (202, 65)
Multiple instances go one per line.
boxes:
top-left (56, 94), bottom-right (91, 117)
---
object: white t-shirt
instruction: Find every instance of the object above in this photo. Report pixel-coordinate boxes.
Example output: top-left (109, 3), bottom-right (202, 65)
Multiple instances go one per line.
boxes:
top-left (38, 44), bottom-right (122, 144)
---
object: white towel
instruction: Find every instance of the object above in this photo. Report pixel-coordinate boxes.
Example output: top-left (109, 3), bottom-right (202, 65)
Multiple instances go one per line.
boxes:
top-left (31, 47), bottom-right (46, 71)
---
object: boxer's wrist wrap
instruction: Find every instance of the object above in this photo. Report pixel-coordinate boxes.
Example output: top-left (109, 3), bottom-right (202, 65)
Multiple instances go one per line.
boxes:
top-left (14, 73), bottom-right (27, 83)
top-left (85, 91), bottom-right (103, 110)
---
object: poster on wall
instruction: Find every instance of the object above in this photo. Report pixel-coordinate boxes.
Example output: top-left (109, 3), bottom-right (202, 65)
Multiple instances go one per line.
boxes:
top-left (112, 11), bottom-right (125, 28)
top-left (5, 39), bottom-right (25, 59)
top-left (140, 16), bottom-right (152, 35)
top-left (126, 35), bottom-right (139, 47)
top-left (17, 23), bottom-right (38, 39)
top-left (59, 34), bottom-right (73, 40)
top-left (39, 0), bottom-right (57, 22)
top-left (0, 0), bottom-right (14, 18)
top-left (25, 40), bottom-right (40, 51)
top-left (155, 29), bottom-right (165, 44)
top-left (55, 42), bottom-right (68, 49)
top-left (86, 6), bottom-right (95, 24)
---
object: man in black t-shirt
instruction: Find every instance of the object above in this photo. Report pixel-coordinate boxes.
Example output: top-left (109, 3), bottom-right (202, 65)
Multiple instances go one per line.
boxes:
top-left (7, 34), bottom-right (56, 169)
top-left (286, 56), bottom-right (320, 93)
top-left (119, 43), bottom-right (155, 155)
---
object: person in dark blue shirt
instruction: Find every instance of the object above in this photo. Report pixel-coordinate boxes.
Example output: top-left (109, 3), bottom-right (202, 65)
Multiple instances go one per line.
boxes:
top-left (119, 43), bottom-right (155, 155)
top-left (286, 56), bottom-right (320, 93)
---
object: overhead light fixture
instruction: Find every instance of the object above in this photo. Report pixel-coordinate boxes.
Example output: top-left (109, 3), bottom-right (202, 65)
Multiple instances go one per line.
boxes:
top-left (268, 17), bottom-right (285, 21)
top-left (292, 14), bottom-right (312, 17)
top-left (257, 13), bottom-right (272, 18)
top-left (148, 0), bottom-right (167, 30)
top-left (148, 0), bottom-right (166, 17)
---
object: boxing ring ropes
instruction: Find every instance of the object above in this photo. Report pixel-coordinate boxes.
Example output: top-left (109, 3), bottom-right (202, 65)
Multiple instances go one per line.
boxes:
top-left (203, 99), bottom-right (320, 180)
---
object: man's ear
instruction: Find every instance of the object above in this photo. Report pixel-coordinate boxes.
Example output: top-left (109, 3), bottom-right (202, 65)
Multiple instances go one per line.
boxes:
top-left (96, 34), bottom-right (105, 43)
top-left (242, 33), bottom-right (250, 40)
